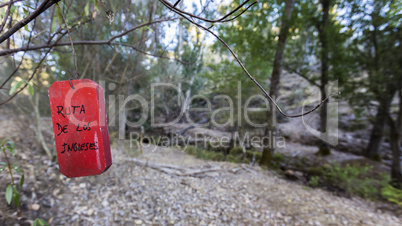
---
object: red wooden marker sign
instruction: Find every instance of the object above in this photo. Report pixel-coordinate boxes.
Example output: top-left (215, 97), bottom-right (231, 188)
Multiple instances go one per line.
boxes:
top-left (48, 79), bottom-right (112, 178)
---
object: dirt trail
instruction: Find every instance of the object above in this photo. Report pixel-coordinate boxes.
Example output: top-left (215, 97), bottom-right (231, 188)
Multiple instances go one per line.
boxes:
top-left (40, 145), bottom-right (400, 225)
top-left (0, 110), bottom-right (400, 225)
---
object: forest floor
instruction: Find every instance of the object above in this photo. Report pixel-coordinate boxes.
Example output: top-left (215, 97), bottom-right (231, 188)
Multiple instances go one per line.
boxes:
top-left (1, 142), bottom-right (401, 225)
top-left (0, 108), bottom-right (401, 225)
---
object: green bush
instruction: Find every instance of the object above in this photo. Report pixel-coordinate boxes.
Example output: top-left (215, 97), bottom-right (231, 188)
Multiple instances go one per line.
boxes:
top-left (226, 154), bottom-right (242, 163)
top-left (316, 146), bottom-right (331, 156)
top-left (196, 149), bottom-right (207, 159)
top-left (229, 146), bottom-right (244, 156)
top-left (273, 153), bottom-right (285, 163)
top-left (254, 151), bottom-right (262, 161)
top-left (211, 152), bottom-right (226, 161)
top-left (308, 166), bottom-right (323, 176)
top-left (184, 145), bottom-right (197, 156)
top-left (321, 163), bottom-right (391, 199)
top-left (184, 145), bottom-right (264, 165)
top-left (185, 146), bottom-right (228, 162)
top-left (308, 176), bottom-right (320, 187)
top-left (381, 185), bottom-right (402, 206)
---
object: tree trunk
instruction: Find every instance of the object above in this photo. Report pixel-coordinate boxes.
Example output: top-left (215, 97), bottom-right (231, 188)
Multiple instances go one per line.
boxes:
top-left (390, 81), bottom-right (402, 188)
top-left (260, 0), bottom-right (295, 166)
top-left (398, 86), bottom-right (402, 147)
top-left (319, 0), bottom-right (329, 135)
top-left (365, 96), bottom-right (393, 159)
top-left (387, 113), bottom-right (401, 188)
top-left (314, 0), bottom-right (331, 155)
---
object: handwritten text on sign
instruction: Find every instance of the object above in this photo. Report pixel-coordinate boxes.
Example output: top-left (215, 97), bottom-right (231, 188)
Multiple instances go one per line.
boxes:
top-left (49, 79), bottom-right (112, 178)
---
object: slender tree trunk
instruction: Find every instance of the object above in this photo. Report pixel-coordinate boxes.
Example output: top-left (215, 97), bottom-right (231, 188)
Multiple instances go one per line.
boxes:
top-left (314, 0), bottom-right (332, 155)
top-left (30, 94), bottom-right (55, 160)
top-left (390, 82), bottom-right (402, 188)
top-left (387, 113), bottom-right (401, 188)
top-left (365, 97), bottom-right (393, 159)
top-left (260, 0), bottom-right (294, 166)
top-left (319, 0), bottom-right (329, 135)
top-left (387, 86), bottom-right (401, 188)
top-left (398, 83), bottom-right (402, 147)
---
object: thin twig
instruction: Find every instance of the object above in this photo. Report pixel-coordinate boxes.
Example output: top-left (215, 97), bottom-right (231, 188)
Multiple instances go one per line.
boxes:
top-left (0, 0), bottom-right (40, 90)
top-left (0, 0), bottom-right (57, 44)
top-left (0, 48), bottom-right (53, 106)
top-left (0, 28), bottom-right (62, 107)
top-left (220, 1), bottom-right (259, 23)
top-left (47, 5), bottom-right (55, 43)
top-left (173, 0), bottom-right (182, 8)
top-left (158, 0), bottom-right (256, 23)
top-left (56, 3), bottom-right (79, 79)
top-left (0, 18), bottom-right (177, 56)
top-left (111, 42), bottom-right (190, 64)
top-left (0, 0), bottom-right (23, 8)
top-left (0, 0), bottom-right (13, 33)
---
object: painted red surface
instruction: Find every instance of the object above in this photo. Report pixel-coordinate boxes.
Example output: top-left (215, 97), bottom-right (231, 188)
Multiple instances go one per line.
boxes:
top-left (48, 79), bottom-right (112, 178)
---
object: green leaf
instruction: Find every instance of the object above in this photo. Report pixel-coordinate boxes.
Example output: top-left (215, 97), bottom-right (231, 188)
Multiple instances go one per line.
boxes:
top-left (84, 2), bottom-right (90, 16)
top-left (28, 83), bottom-right (34, 96)
top-left (1, 136), bottom-right (13, 147)
top-left (9, 81), bottom-right (23, 96)
top-left (146, 26), bottom-right (154, 33)
top-left (20, 174), bottom-right (25, 187)
top-left (23, 8), bottom-right (29, 18)
top-left (5, 184), bottom-right (13, 205)
top-left (10, 5), bottom-right (17, 14)
top-left (0, 166), bottom-right (5, 173)
top-left (12, 164), bottom-right (22, 173)
top-left (5, 140), bottom-right (15, 150)
top-left (25, 5), bottom-right (35, 10)
top-left (56, 6), bottom-right (63, 26)
top-left (13, 186), bottom-right (20, 207)
top-left (6, 142), bottom-right (15, 156)
top-left (0, 162), bottom-right (6, 165)
top-left (33, 218), bottom-right (49, 226)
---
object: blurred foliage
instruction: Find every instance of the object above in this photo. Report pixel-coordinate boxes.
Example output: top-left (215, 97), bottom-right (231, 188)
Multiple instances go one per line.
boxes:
top-left (308, 163), bottom-right (401, 202)
top-left (381, 185), bottom-right (402, 207)
top-left (1, 138), bottom-right (25, 217)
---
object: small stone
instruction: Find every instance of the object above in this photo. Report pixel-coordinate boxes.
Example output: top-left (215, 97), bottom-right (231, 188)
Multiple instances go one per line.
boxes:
top-left (102, 200), bottom-right (109, 207)
top-left (87, 209), bottom-right (94, 216)
top-left (30, 204), bottom-right (40, 211)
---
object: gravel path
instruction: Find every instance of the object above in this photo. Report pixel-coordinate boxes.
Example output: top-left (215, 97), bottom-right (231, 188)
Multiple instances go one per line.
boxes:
top-left (48, 145), bottom-right (402, 225)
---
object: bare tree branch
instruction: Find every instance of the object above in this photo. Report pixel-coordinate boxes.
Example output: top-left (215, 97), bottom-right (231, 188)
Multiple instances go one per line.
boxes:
top-left (56, 2), bottom-right (79, 79)
top-left (0, 47), bottom-right (53, 106)
top-left (220, 1), bottom-right (259, 23)
top-left (0, 6), bottom-right (39, 89)
top-left (46, 5), bottom-right (55, 43)
top-left (110, 42), bottom-right (190, 64)
top-left (173, 0), bottom-right (182, 8)
top-left (0, 0), bottom-right (60, 44)
top-left (159, 0), bottom-right (257, 24)
top-left (0, 18), bottom-right (177, 56)
top-left (0, 0), bottom-right (23, 8)
top-left (0, 0), bottom-right (13, 33)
